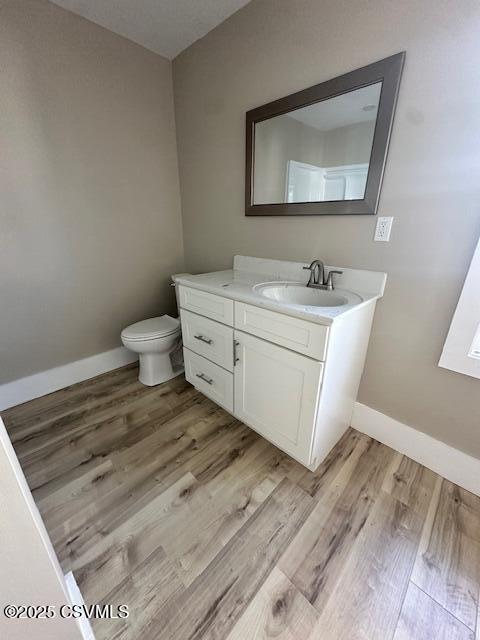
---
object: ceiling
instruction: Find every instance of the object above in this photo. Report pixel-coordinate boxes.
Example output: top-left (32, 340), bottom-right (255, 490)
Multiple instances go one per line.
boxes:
top-left (50, 0), bottom-right (252, 59)
top-left (288, 83), bottom-right (382, 132)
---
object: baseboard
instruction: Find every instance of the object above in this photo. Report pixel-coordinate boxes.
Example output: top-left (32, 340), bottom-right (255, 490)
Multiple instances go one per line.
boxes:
top-left (64, 571), bottom-right (95, 640)
top-left (351, 402), bottom-right (480, 497)
top-left (0, 347), bottom-right (138, 411)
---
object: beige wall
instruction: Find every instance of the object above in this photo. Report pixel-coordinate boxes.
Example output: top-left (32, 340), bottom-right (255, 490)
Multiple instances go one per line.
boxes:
top-left (322, 120), bottom-right (376, 167)
top-left (0, 0), bottom-right (184, 384)
top-left (173, 0), bottom-right (480, 457)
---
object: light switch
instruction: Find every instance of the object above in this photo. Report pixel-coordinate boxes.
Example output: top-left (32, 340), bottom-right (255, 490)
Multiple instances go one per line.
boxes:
top-left (374, 216), bottom-right (394, 242)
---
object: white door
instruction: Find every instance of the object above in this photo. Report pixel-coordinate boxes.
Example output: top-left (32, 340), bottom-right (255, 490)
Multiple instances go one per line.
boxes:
top-left (286, 160), bottom-right (324, 202)
top-left (0, 417), bottom-right (86, 640)
top-left (234, 331), bottom-right (323, 465)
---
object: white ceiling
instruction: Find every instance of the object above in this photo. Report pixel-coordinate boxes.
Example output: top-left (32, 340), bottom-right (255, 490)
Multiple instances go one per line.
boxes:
top-left (288, 83), bottom-right (382, 131)
top-left (50, 0), bottom-right (252, 59)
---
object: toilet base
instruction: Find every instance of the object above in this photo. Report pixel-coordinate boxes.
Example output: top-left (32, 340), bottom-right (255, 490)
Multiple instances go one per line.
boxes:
top-left (138, 352), bottom-right (183, 386)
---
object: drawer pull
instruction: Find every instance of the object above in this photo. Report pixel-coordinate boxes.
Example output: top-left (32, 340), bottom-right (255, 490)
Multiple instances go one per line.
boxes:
top-left (194, 334), bottom-right (213, 345)
top-left (196, 372), bottom-right (213, 385)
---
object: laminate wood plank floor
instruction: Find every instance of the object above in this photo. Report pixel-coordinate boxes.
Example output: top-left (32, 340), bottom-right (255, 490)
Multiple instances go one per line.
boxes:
top-left (3, 363), bottom-right (480, 640)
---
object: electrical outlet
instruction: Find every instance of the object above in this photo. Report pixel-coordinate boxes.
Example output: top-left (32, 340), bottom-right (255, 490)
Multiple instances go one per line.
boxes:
top-left (374, 216), bottom-right (393, 242)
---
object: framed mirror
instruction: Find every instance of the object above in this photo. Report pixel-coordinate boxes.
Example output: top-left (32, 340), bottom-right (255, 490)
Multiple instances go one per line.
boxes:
top-left (245, 53), bottom-right (405, 216)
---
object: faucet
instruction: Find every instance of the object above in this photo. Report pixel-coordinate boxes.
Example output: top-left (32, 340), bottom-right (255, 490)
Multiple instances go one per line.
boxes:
top-left (303, 259), bottom-right (343, 291)
top-left (303, 259), bottom-right (325, 287)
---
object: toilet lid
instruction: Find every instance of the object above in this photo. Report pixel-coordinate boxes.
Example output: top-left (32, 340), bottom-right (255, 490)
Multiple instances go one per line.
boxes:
top-left (121, 315), bottom-right (180, 341)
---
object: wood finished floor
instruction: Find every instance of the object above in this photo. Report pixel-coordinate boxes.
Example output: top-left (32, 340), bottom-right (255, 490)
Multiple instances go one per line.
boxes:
top-left (2, 363), bottom-right (480, 640)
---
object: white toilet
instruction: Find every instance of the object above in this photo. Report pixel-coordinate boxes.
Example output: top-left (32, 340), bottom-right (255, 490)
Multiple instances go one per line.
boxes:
top-left (121, 315), bottom-right (181, 386)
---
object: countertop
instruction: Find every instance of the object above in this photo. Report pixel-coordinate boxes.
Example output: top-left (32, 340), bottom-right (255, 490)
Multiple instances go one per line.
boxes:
top-left (174, 257), bottom-right (386, 326)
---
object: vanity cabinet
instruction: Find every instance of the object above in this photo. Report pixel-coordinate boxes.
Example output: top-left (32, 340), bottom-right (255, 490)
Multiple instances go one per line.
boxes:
top-left (179, 283), bottom-right (376, 470)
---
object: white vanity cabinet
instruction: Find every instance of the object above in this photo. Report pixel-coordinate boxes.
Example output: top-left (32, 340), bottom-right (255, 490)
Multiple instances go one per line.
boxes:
top-left (179, 281), bottom-right (377, 470)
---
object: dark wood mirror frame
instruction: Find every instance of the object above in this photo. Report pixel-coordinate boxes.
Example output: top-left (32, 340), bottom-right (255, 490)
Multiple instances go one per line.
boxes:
top-left (245, 52), bottom-right (405, 216)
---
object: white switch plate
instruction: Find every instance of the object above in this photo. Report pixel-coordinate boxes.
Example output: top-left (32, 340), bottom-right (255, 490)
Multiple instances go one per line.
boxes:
top-left (374, 216), bottom-right (394, 242)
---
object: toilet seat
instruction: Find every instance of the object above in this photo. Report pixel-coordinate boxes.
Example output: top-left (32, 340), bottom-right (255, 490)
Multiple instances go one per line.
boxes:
top-left (121, 315), bottom-right (180, 342)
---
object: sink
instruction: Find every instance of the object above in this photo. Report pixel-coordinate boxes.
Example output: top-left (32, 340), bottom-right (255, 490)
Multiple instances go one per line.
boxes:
top-left (254, 282), bottom-right (362, 308)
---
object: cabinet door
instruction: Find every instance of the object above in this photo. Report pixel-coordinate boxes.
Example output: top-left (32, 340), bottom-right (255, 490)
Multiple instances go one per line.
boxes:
top-left (234, 331), bottom-right (323, 465)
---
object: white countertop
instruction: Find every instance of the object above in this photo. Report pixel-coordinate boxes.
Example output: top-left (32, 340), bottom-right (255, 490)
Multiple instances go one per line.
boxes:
top-left (174, 256), bottom-right (387, 326)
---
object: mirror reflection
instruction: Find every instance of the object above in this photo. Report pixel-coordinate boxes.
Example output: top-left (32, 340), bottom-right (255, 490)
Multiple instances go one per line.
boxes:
top-left (253, 82), bottom-right (382, 205)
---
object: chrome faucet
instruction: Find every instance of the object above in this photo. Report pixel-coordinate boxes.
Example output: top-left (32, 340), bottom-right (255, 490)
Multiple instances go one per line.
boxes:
top-left (303, 259), bottom-right (343, 291)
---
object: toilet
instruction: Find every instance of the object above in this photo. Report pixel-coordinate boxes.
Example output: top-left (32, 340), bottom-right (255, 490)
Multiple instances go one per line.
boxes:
top-left (121, 315), bottom-right (181, 386)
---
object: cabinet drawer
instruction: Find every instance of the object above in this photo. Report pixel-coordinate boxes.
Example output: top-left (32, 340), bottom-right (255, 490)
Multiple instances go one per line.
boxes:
top-left (234, 302), bottom-right (329, 361)
top-left (179, 286), bottom-right (234, 326)
top-left (181, 309), bottom-right (233, 372)
top-left (184, 348), bottom-right (233, 413)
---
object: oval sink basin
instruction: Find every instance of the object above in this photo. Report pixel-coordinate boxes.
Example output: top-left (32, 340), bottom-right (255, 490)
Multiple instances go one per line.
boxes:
top-left (254, 282), bottom-right (362, 308)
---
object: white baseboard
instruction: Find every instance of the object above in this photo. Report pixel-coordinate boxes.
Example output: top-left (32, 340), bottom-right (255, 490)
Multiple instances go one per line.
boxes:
top-left (0, 347), bottom-right (138, 411)
top-left (64, 571), bottom-right (95, 640)
top-left (352, 402), bottom-right (480, 497)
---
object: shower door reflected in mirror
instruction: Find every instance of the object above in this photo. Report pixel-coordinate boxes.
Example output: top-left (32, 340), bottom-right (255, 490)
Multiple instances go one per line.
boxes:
top-left (245, 53), bottom-right (405, 216)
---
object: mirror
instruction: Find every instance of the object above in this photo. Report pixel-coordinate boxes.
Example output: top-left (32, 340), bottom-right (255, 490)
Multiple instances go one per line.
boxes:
top-left (254, 83), bottom-right (381, 205)
top-left (246, 53), bottom-right (405, 216)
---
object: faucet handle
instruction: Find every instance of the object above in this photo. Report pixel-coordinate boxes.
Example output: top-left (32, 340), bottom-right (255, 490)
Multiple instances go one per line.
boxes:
top-left (325, 270), bottom-right (343, 290)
